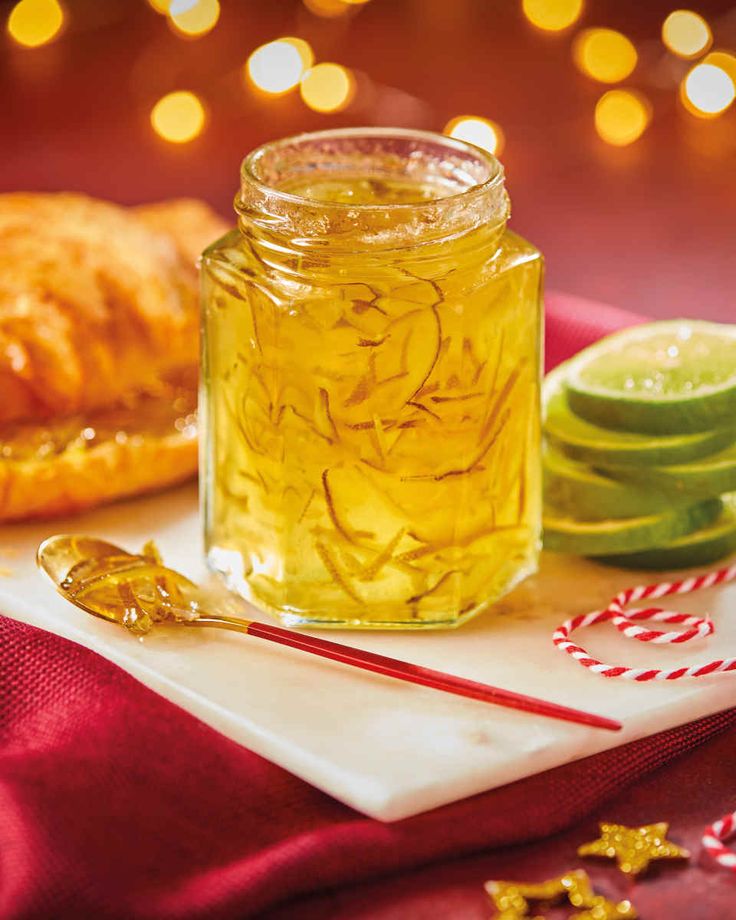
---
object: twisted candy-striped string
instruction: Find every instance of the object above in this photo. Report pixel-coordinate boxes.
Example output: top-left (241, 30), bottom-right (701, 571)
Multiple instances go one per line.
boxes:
top-left (553, 563), bottom-right (736, 681)
top-left (702, 810), bottom-right (736, 873)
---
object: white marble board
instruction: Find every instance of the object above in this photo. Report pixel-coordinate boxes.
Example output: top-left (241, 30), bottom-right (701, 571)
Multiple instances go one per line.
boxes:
top-left (1, 484), bottom-right (734, 821)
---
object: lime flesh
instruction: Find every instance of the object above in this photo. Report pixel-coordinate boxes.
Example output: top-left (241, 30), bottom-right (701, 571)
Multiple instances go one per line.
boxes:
top-left (543, 364), bottom-right (736, 466)
top-left (565, 320), bottom-right (736, 434)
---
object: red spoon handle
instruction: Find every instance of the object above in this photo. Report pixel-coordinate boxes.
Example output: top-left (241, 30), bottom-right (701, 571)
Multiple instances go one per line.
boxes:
top-left (246, 621), bottom-right (621, 732)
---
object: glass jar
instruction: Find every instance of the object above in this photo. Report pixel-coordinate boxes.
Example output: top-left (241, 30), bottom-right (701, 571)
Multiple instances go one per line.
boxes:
top-left (201, 128), bottom-right (543, 629)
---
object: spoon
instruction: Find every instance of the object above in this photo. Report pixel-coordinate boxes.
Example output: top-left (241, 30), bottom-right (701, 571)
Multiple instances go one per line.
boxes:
top-left (37, 534), bottom-right (621, 732)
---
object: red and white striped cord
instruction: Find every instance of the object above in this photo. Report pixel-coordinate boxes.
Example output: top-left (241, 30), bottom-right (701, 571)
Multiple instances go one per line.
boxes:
top-left (702, 810), bottom-right (736, 873)
top-left (553, 563), bottom-right (736, 681)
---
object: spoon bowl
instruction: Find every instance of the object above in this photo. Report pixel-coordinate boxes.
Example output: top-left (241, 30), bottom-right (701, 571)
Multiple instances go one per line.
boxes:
top-left (37, 534), bottom-right (124, 582)
top-left (37, 535), bottom-right (136, 621)
top-left (37, 534), bottom-right (199, 630)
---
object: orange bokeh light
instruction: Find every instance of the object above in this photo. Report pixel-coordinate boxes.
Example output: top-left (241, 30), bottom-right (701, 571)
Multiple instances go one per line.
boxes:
top-left (595, 89), bottom-right (652, 146)
top-left (444, 116), bottom-right (505, 156)
top-left (300, 63), bottom-right (355, 113)
top-left (7, 0), bottom-right (64, 48)
top-left (151, 91), bottom-right (206, 143)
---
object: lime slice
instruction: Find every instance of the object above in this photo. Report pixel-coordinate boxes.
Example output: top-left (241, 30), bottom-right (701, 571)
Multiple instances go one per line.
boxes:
top-left (543, 498), bottom-right (722, 556)
top-left (599, 494), bottom-right (736, 570)
top-left (565, 320), bottom-right (736, 434)
top-left (544, 447), bottom-right (677, 520)
top-left (543, 364), bottom-right (736, 466)
top-left (599, 442), bottom-right (736, 499)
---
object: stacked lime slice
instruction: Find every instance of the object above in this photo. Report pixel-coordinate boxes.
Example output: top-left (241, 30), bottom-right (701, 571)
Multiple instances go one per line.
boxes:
top-left (542, 320), bottom-right (736, 569)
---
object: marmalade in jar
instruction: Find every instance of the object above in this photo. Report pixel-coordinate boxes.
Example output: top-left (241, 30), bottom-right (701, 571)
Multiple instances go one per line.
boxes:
top-left (201, 129), bottom-right (543, 628)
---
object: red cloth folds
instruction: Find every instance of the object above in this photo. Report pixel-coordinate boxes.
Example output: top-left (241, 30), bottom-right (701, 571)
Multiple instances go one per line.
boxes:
top-left (0, 293), bottom-right (728, 919)
top-left (544, 292), bottom-right (646, 372)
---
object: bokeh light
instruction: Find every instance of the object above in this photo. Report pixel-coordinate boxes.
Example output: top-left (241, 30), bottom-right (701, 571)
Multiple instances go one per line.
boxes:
top-left (594, 89), bottom-right (652, 146)
top-left (573, 29), bottom-right (638, 84)
top-left (147, 0), bottom-right (171, 12)
top-left (444, 116), bottom-right (505, 156)
top-left (522, 0), bottom-right (584, 33)
top-left (302, 0), bottom-right (351, 17)
top-left (168, 0), bottom-right (219, 37)
top-left (681, 62), bottom-right (735, 117)
top-left (7, 0), bottom-right (64, 48)
top-left (282, 37), bottom-right (315, 72)
top-left (151, 91), bottom-right (206, 143)
top-left (300, 63), bottom-right (354, 113)
top-left (247, 39), bottom-right (313, 95)
top-left (661, 10), bottom-right (712, 59)
top-left (703, 50), bottom-right (736, 87)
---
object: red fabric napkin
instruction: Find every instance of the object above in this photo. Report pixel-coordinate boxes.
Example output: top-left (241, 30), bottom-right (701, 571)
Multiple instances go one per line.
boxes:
top-left (544, 291), bottom-right (645, 371)
top-left (1, 293), bottom-right (730, 920)
top-left (264, 724), bottom-right (736, 919)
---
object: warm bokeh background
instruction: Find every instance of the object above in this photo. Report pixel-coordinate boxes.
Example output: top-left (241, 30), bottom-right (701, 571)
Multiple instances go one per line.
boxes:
top-left (2, 0), bottom-right (734, 321)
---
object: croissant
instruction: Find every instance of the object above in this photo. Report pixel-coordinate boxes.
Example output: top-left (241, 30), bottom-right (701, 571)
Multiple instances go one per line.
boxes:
top-left (0, 193), bottom-right (228, 521)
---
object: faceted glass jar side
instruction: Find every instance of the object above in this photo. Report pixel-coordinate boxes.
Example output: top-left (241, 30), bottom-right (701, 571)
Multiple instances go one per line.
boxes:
top-left (201, 129), bottom-right (543, 629)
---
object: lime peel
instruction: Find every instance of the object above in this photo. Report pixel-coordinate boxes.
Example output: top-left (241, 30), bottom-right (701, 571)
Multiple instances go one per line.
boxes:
top-left (543, 446), bottom-right (679, 520)
top-left (543, 498), bottom-right (722, 556)
top-left (598, 494), bottom-right (736, 570)
top-left (598, 442), bottom-right (736, 499)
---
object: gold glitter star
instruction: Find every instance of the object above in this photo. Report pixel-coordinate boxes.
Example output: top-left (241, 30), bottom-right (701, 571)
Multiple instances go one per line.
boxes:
top-left (485, 869), bottom-right (637, 919)
top-left (578, 822), bottom-right (690, 876)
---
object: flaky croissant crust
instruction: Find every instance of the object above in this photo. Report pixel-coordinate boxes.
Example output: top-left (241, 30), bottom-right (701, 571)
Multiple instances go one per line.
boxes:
top-left (0, 193), bottom-right (227, 423)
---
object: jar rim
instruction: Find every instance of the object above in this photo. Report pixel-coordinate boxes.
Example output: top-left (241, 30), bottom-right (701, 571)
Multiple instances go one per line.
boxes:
top-left (237, 127), bottom-right (508, 248)
top-left (240, 126), bottom-right (505, 213)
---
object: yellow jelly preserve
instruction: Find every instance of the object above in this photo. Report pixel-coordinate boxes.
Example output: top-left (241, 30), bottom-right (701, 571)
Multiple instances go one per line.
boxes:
top-left (201, 129), bottom-right (543, 628)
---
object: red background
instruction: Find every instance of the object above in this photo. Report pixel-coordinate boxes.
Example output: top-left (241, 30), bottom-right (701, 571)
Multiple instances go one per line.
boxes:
top-left (2, 3), bottom-right (736, 917)
top-left (1, 0), bottom-right (734, 322)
